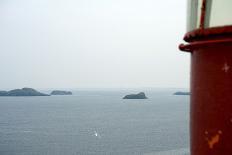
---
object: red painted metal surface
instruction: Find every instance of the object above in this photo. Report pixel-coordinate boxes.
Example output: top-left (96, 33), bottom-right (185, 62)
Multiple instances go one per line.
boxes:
top-left (180, 27), bottom-right (232, 154)
top-left (191, 42), bottom-right (232, 155)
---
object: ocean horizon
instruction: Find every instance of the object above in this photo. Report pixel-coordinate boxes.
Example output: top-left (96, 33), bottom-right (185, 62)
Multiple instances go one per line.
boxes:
top-left (0, 89), bottom-right (190, 155)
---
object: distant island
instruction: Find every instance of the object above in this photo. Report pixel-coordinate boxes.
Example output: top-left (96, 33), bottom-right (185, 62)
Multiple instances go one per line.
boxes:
top-left (0, 88), bottom-right (49, 96)
top-left (173, 92), bottom-right (190, 95)
top-left (123, 92), bottom-right (148, 99)
top-left (50, 90), bottom-right (72, 95)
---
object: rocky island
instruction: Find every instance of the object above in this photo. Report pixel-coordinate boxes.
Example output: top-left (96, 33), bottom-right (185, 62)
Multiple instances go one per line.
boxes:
top-left (50, 90), bottom-right (72, 95)
top-left (123, 92), bottom-right (148, 99)
top-left (0, 88), bottom-right (49, 96)
top-left (173, 92), bottom-right (190, 95)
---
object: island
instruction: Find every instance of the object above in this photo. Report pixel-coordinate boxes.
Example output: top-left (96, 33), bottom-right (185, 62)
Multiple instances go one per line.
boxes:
top-left (50, 90), bottom-right (72, 95)
top-left (123, 92), bottom-right (148, 99)
top-left (173, 91), bottom-right (190, 95)
top-left (0, 88), bottom-right (49, 96)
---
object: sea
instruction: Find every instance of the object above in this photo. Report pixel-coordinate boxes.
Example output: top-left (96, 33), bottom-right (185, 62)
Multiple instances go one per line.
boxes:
top-left (0, 89), bottom-right (190, 155)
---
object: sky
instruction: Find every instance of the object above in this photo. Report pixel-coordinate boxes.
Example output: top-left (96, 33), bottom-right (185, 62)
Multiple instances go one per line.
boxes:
top-left (0, 0), bottom-right (190, 89)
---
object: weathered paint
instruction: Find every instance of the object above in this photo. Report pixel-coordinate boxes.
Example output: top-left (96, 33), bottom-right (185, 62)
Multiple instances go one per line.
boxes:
top-left (205, 130), bottom-right (222, 149)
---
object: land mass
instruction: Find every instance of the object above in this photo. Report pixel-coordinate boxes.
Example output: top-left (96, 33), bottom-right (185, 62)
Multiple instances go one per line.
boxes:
top-left (0, 88), bottom-right (49, 96)
top-left (173, 92), bottom-right (190, 95)
top-left (123, 92), bottom-right (148, 99)
top-left (50, 90), bottom-right (72, 95)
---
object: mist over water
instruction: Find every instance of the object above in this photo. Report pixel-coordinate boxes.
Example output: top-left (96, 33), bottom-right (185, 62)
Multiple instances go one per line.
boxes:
top-left (0, 89), bottom-right (189, 155)
top-left (0, 0), bottom-right (189, 89)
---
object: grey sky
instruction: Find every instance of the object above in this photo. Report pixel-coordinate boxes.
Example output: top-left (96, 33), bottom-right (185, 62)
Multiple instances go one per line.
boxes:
top-left (0, 0), bottom-right (189, 89)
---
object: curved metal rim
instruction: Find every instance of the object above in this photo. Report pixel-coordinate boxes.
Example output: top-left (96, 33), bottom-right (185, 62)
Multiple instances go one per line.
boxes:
top-left (179, 38), bottom-right (232, 52)
top-left (184, 25), bottom-right (232, 42)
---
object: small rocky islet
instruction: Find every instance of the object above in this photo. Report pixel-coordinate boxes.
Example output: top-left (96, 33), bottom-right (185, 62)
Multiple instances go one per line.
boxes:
top-left (0, 88), bottom-right (49, 96)
top-left (50, 90), bottom-right (72, 95)
top-left (123, 92), bottom-right (148, 99)
top-left (173, 91), bottom-right (190, 95)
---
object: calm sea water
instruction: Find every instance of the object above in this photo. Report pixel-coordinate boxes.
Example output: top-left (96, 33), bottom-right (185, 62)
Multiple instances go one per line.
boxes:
top-left (0, 89), bottom-right (189, 155)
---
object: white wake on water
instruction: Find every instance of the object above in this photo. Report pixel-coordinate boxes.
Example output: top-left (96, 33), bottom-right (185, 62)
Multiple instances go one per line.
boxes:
top-left (94, 131), bottom-right (101, 138)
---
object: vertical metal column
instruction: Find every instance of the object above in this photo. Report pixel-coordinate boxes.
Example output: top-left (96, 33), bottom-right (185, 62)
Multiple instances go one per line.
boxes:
top-left (180, 28), bottom-right (232, 155)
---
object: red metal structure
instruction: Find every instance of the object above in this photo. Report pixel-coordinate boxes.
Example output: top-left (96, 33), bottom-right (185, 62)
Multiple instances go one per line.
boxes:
top-left (180, 0), bottom-right (232, 154)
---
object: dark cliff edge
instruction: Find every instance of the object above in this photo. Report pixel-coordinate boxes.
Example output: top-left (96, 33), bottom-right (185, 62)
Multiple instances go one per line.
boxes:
top-left (123, 92), bottom-right (148, 99)
top-left (0, 88), bottom-right (49, 96)
top-left (50, 90), bottom-right (72, 95)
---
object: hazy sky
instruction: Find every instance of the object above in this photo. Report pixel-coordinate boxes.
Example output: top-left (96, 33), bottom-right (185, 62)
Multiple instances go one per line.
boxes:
top-left (0, 0), bottom-right (189, 89)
